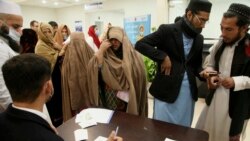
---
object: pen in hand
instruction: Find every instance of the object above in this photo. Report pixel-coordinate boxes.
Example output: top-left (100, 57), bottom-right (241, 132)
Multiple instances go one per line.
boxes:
top-left (108, 127), bottom-right (123, 141)
top-left (115, 126), bottom-right (119, 136)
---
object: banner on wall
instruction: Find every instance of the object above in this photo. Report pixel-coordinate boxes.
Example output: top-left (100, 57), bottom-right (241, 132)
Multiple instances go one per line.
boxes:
top-left (75, 20), bottom-right (83, 32)
top-left (124, 14), bottom-right (151, 45)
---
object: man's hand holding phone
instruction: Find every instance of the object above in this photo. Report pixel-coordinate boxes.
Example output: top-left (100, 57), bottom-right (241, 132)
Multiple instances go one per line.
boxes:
top-left (201, 70), bottom-right (220, 79)
top-left (200, 70), bottom-right (220, 89)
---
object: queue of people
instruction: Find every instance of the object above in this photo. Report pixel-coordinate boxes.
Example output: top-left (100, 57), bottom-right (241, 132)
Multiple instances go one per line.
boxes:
top-left (0, 0), bottom-right (250, 141)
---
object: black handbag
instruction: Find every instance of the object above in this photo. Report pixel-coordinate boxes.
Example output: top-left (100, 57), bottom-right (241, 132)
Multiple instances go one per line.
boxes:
top-left (149, 73), bottom-right (183, 103)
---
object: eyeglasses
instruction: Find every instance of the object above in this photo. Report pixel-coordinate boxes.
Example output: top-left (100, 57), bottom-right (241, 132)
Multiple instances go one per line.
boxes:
top-left (194, 14), bottom-right (209, 25)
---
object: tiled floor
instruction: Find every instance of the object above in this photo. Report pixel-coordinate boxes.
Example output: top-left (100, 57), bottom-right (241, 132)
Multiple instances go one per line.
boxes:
top-left (147, 97), bottom-right (250, 140)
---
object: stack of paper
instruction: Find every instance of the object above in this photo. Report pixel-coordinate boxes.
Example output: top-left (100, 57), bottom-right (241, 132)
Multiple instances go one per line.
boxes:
top-left (75, 108), bottom-right (114, 128)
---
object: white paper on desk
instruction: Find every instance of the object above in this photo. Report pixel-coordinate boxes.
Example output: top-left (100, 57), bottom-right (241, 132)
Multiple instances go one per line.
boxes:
top-left (76, 108), bottom-right (114, 124)
top-left (164, 138), bottom-right (176, 141)
top-left (75, 111), bottom-right (97, 128)
top-left (74, 129), bottom-right (88, 141)
top-left (94, 136), bottom-right (108, 141)
top-left (78, 120), bottom-right (97, 129)
top-left (91, 108), bottom-right (114, 123)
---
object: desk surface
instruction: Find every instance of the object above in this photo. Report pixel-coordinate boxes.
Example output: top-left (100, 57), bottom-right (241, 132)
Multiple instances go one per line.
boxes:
top-left (57, 111), bottom-right (209, 141)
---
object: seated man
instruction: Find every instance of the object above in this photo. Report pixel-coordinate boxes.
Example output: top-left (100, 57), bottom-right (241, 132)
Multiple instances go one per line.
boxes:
top-left (0, 54), bottom-right (122, 141)
top-left (0, 54), bottom-right (63, 141)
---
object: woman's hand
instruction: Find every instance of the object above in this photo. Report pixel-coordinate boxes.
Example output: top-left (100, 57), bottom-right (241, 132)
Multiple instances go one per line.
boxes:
top-left (53, 42), bottom-right (62, 51)
top-left (58, 44), bottom-right (68, 56)
top-left (95, 40), bottom-right (112, 65)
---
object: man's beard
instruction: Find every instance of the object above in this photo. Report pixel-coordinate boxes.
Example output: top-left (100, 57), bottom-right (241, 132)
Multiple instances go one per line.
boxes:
top-left (224, 32), bottom-right (242, 46)
top-left (0, 24), bottom-right (21, 53)
top-left (0, 23), bottom-right (9, 34)
top-left (181, 17), bottom-right (202, 38)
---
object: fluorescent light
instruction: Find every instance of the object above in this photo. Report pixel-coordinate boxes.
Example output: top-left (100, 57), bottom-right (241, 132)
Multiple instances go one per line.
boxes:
top-left (54, 2), bottom-right (58, 5)
top-left (170, 0), bottom-right (183, 4)
top-left (42, 0), bottom-right (47, 4)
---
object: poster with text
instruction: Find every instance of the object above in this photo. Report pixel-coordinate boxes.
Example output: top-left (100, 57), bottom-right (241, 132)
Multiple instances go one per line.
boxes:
top-left (124, 14), bottom-right (151, 45)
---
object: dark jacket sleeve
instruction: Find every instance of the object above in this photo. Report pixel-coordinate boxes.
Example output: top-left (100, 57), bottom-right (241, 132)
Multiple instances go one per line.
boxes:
top-left (192, 35), bottom-right (205, 81)
top-left (135, 24), bottom-right (168, 63)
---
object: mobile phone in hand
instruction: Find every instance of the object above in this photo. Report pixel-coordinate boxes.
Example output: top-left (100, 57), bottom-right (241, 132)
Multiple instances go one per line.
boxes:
top-left (207, 71), bottom-right (220, 77)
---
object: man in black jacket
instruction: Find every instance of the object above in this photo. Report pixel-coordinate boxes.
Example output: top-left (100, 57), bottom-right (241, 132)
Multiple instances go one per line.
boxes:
top-left (135, 0), bottom-right (212, 127)
top-left (196, 3), bottom-right (250, 141)
top-left (0, 54), bottom-right (63, 141)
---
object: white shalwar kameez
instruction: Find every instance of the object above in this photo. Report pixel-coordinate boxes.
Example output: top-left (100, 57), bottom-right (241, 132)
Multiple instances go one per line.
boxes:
top-left (196, 40), bottom-right (248, 141)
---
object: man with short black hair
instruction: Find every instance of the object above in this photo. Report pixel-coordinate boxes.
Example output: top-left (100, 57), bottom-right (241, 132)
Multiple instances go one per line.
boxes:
top-left (135, 0), bottom-right (212, 127)
top-left (48, 21), bottom-right (58, 37)
top-left (196, 3), bottom-right (250, 141)
top-left (0, 54), bottom-right (63, 141)
top-left (30, 20), bottom-right (39, 32)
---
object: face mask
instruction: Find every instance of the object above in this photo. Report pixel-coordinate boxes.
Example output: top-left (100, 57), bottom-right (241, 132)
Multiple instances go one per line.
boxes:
top-left (63, 35), bottom-right (68, 41)
top-left (139, 32), bottom-right (144, 36)
top-left (95, 30), bottom-right (99, 36)
top-left (9, 27), bottom-right (21, 43)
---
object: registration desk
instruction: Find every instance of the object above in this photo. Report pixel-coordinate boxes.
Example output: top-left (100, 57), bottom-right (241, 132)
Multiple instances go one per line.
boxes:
top-left (57, 111), bottom-right (209, 141)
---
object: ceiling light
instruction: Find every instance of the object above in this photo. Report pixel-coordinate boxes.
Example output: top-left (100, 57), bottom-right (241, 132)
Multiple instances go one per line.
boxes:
top-left (75, 0), bottom-right (79, 2)
top-left (42, 0), bottom-right (47, 4)
top-left (54, 2), bottom-right (59, 5)
top-left (169, 0), bottom-right (183, 4)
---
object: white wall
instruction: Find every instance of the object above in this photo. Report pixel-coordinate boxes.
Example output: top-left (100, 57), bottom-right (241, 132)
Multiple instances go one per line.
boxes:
top-left (204, 0), bottom-right (250, 38)
top-left (21, 0), bottom-right (156, 35)
top-left (20, 5), bottom-right (56, 28)
top-left (84, 10), bottom-right (124, 34)
top-left (20, 0), bottom-right (250, 39)
top-left (55, 5), bottom-right (85, 33)
top-left (103, 0), bottom-right (157, 26)
top-left (83, 0), bottom-right (157, 33)
top-left (168, 1), bottom-right (188, 23)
